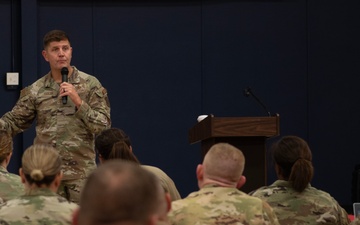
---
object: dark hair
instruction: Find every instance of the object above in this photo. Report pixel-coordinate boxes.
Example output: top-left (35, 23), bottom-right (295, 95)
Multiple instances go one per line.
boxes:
top-left (108, 141), bottom-right (140, 163)
top-left (95, 128), bottom-right (132, 160)
top-left (43, 30), bottom-right (70, 49)
top-left (272, 135), bottom-right (314, 192)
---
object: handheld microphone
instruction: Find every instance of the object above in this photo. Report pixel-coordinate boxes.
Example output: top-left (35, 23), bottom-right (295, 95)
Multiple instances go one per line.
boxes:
top-left (61, 67), bottom-right (69, 104)
top-left (243, 87), bottom-right (271, 116)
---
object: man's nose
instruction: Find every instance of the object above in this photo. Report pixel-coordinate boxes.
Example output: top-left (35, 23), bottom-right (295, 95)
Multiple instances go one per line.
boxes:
top-left (58, 49), bottom-right (65, 56)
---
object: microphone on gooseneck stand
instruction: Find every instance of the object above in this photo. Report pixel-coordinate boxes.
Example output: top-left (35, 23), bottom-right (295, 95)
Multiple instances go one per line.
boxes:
top-left (243, 87), bottom-right (271, 117)
top-left (61, 67), bottom-right (69, 105)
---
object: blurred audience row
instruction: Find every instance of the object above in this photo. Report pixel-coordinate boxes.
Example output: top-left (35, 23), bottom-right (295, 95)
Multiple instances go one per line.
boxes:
top-left (0, 129), bottom-right (358, 224)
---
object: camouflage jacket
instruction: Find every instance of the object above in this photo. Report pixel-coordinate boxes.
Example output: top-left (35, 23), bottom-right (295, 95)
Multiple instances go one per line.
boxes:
top-left (0, 166), bottom-right (24, 202)
top-left (0, 188), bottom-right (78, 224)
top-left (142, 165), bottom-right (181, 201)
top-left (351, 218), bottom-right (359, 225)
top-left (0, 67), bottom-right (111, 180)
top-left (250, 180), bottom-right (350, 225)
top-left (168, 184), bottom-right (280, 225)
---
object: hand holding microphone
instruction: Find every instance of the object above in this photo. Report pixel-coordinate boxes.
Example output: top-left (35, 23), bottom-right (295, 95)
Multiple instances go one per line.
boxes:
top-left (60, 67), bottom-right (82, 108)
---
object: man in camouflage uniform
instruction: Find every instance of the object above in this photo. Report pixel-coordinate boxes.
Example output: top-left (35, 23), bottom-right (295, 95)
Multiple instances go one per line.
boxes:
top-left (0, 30), bottom-right (111, 204)
top-left (168, 143), bottom-right (280, 225)
top-left (0, 130), bottom-right (24, 202)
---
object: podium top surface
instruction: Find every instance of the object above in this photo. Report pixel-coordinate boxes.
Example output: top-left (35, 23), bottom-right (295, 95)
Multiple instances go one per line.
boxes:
top-left (188, 115), bottom-right (280, 144)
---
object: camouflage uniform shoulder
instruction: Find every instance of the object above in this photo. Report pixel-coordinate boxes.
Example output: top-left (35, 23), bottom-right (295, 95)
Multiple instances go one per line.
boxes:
top-left (169, 186), bottom-right (280, 225)
top-left (0, 193), bottom-right (78, 224)
top-left (19, 73), bottom-right (49, 99)
top-left (74, 67), bottom-right (108, 97)
top-left (75, 68), bottom-right (102, 86)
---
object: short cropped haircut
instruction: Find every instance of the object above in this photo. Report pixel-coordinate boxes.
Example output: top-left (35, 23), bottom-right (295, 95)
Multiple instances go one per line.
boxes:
top-left (203, 143), bottom-right (245, 183)
top-left (78, 160), bottom-right (162, 225)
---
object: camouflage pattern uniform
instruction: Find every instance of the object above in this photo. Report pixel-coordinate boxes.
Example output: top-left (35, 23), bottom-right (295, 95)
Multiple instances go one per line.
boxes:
top-left (0, 166), bottom-right (24, 202)
top-left (250, 180), bottom-right (350, 225)
top-left (142, 165), bottom-right (181, 201)
top-left (0, 188), bottom-right (78, 224)
top-left (168, 184), bottom-right (280, 225)
top-left (0, 67), bottom-right (111, 203)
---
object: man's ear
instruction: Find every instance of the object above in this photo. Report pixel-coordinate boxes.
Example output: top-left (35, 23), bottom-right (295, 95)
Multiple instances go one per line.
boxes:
top-left (236, 175), bottom-right (246, 189)
top-left (165, 192), bottom-right (171, 212)
top-left (72, 207), bottom-right (80, 225)
top-left (42, 50), bottom-right (49, 62)
top-left (98, 154), bottom-right (104, 164)
top-left (196, 164), bottom-right (204, 180)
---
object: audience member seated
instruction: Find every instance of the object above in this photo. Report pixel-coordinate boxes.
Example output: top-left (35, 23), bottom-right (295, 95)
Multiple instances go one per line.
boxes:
top-left (250, 135), bottom-right (350, 225)
top-left (72, 159), bottom-right (169, 225)
top-left (0, 130), bottom-right (24, 202)
top-left (0, 144), bottom-right (78, 224)
top-left (95, 127), bottom-right (181, 201)
top-left (168, 142), bottom-right (280, 225)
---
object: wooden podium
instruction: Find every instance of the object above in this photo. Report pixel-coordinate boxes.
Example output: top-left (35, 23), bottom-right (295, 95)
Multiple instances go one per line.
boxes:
top-left (188, 114), bottom-right (280, 193)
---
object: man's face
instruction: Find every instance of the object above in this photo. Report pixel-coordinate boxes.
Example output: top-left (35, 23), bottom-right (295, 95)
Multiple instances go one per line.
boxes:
top-left (42, 40), bottom-right (72, 70)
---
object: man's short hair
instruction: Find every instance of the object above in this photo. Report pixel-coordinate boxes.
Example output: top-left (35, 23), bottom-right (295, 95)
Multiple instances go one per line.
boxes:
top-left (203, 143), bottom-right (245, 182)
top-left (78, 160), bottom-right (162, 225)
top-left (43, 29), bottom-right (70, 49)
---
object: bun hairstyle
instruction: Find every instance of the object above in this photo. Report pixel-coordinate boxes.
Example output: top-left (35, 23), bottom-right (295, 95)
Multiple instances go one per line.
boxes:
top-left (22, 144), bottom-right (62, 187)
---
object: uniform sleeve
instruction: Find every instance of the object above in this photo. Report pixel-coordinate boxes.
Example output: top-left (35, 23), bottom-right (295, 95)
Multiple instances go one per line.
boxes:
top-left (336, 201), bottom-right (351, 225)
top-left (75, 84), bottom-right (111, 134)
top-left (262, 200), bottom-right (281, 225)
top-left (0, 87), bottom-right (36, 136)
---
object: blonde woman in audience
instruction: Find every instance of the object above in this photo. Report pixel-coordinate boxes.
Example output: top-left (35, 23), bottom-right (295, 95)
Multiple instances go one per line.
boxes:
top-left (0, 144), bottom-right (78, 224)
top-left (250, 135), bottom-right (350, 225)
top-left (0, 130), bottom-right (24, 202)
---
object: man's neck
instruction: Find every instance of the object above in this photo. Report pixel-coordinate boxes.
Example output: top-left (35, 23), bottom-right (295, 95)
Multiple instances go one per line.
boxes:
top-left (52, 66), bottom-right (73, 83)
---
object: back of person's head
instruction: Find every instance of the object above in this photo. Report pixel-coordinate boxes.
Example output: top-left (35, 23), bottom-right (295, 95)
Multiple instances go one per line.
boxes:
top-left (272, 135), bottom-right (314, 192)
top-left (43, 29), bottom-right (70, 49)
top-left (108, 141), bottom-right (140, 163)
top-left (21, 144), bottom-right (62, 187)
top-left (95, 128), bottom-right (132, 160)
top-left (76, 160), bottom-right (164, 225)
top-left (0, 131), bottom-right (12, 164)
top-left (203, 143), bottom-right (245, 183)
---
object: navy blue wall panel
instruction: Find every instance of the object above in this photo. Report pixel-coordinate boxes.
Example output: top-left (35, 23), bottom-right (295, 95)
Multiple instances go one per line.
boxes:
top-left (91, 2), bottom-right (203, 196)
top-left (201, 1), bottom-right (308, 185)
top-left (0, 0), bottom-right (22, 174)
top-left (308, 1), bottom-right (360, 205)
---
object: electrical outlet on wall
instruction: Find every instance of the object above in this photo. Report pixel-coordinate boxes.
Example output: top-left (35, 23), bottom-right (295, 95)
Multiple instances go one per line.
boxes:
top-left (6, 72), bottom-right (19, 89)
